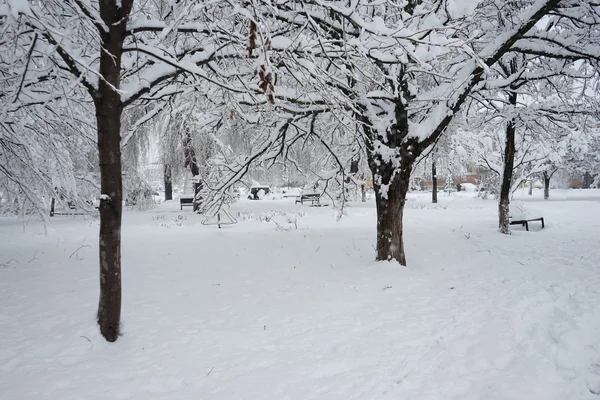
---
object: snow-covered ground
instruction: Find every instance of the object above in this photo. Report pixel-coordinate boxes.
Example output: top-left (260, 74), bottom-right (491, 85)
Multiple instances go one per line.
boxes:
top-left (1, 189), bottom-right (600, 399)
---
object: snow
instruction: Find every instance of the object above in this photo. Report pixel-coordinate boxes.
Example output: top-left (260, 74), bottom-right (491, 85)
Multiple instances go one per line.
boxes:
top-left (2, 0), bottom-right (31, 18)
top-left (459, 182), bottom-right (477, 192)
top-left (271, 36), bottom-right (293, 50)
top-left (1, 190), bottom-right (600, 399)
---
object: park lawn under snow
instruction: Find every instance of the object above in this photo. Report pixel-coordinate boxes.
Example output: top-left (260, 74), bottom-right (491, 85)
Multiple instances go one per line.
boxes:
top-left (1, 189), bottom-right (600, 400)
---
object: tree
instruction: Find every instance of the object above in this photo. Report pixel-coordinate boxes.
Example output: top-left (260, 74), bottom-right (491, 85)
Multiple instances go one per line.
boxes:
top-left (212, 0), bottom-right (598, 264)
top-left (2, 0), bottom-right (260, 341)
top-left (453, 42), bottom-right (599, 232)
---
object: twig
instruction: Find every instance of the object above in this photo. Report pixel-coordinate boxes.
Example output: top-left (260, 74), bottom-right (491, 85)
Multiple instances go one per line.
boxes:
top-left (80, 335), bottom-right (91, 343)
top-left (207, 366), bottom-right (214, 376)
top-left (1, 258), bottom-right (19, 268)
top-left (70, 237), bottom-right (90, 259)
top-left (272, 220), bottom-right (291, 231)
top-left (13, 33), bottom-right (39, 103)
top-left (28, 251), bottom-right (39, 264)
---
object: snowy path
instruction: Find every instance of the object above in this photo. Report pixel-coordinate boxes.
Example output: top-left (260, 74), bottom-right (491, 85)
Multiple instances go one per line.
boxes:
top-left (1, 193), bottom-right (600, 399)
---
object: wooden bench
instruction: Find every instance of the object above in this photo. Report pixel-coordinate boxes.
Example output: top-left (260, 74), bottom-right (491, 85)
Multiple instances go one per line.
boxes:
top-left (510, 217), bottom-right (544, 231)
top-left (295, 193), bottom-right (320, 205)
top-left (180, 197), bottom-right (194, 210)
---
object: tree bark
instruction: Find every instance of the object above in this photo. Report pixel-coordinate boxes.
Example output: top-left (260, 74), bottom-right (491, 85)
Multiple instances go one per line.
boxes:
top-left (499, 91), bottom-right (517, 235)
top-left (432, 157), bottom-right (438, 204)
top-left (584, 171), bottom-right (592, 189)
top-left (49, 197), bottom-right (55, 217)
top-left (94, 0), bottom-right (133, 343)
top-left (372, 168), bottom-right (410, 265)
top-left (182, 129), bottom-right (202, 211)
top-left (364, 103), bottom-right (415, 265)
top-left (164, 163), bottom-right (173, 201)
top-left (543, 169), bottom-right (558, 200)
top-left (361, 184), bottom-right (366, 202)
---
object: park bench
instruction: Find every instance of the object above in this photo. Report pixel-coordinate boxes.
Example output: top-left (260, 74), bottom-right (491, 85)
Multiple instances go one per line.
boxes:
top-left (509, 202), bottom-right (545, 232)
top-left (180, 196), bottom-right (194, 210)
top-left (295, 193), bottom-right (321, 205)
top-left (509, 217), bottom-right (545, 231)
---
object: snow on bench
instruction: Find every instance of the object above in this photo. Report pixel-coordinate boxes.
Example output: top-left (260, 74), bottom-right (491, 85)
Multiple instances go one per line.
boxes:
top-left (295, 193), bottom-right (321, 205)
top-left (509, 202), bottom-right (545, 231)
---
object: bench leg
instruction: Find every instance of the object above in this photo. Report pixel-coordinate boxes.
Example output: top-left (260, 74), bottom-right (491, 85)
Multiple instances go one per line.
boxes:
top-left (541, 218), bottom-right (545, 228)
top-left (525, 221), bottom-right (529, 231)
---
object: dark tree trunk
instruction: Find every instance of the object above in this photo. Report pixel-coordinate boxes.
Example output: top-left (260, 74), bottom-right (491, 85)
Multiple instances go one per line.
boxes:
top-left (543, 172), bottom-right (551, 200)
top-left (543, 169), bottom-right (558, 200)
top-left (183, 129), bottom-right (200, 177)
top-left (432, 158), bottom-right (438, 204)
top-left (94, 0), bottom-right (133, 343)
top-left (182, 129), bottom-right (202, 211)
top-left (528, 179), bottom-right (533, 195)
top-left (584, 172), bottom-right (592, 189)
top-left (364, 100), bottom-right (416, 266)
top-left (164, 163), bottom-right (173, 201)
top-left (498, 92), bottom-right (517, 235)
top-left (498, 57), bottom-right (520, 235)
top-left (361, 184), bottom-right (366, 202)
top-left (372, 168), bottom-right (410, 265)
top-left (49, 198), bottom-right (55, 217)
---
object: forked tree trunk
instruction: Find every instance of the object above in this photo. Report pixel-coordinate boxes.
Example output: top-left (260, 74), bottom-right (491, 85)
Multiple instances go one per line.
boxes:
top-left (164, 163), bottom-right (173, 201)
top-left (94, 0), bottom-right (132, 343)
top-left (363, 92), bottom-right (417, 266)
top-left (432, 158), bottom-right (438, 204)
top-left (543, 169), bottom-right (558, 200)
top-left (499, 88), bottom-right (517, 234)
top-left (543, 172), bottom-right (551, 200)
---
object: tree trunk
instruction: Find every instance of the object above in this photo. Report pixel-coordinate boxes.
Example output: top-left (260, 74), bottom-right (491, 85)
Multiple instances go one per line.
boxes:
top-left (584, 171), bottom-right (592, 189)
top-left (432, 158), bottom-right (438, 204)
top-left (49, 197), bottom-right (55, 217)
top-left (182, 129), bottom-right (202, 211)
top-left (362, 87), bottom-right (418, 266)
top-left (361, 184), bottom-right (366, 202)
top-left (528, 179), bottom-right (533, 195)
top-left (94, 0), bottom-right (132, 343)
top-left (373, 168), bottom-right (410, 265)
top-left (543, 172), bottom-right (550, 200)
top-left (164, 163), bottom-right (173, 201)
top-left (498, 92), bottom-right (517, 235)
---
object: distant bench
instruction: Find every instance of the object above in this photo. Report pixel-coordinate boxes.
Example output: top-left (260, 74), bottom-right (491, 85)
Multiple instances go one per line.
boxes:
top-left (180, 196), bottom-right (194, 210)
top-left (510, 217), bottom-right (544, 231)
top-left (295, 193), bottom-right (321, 205)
